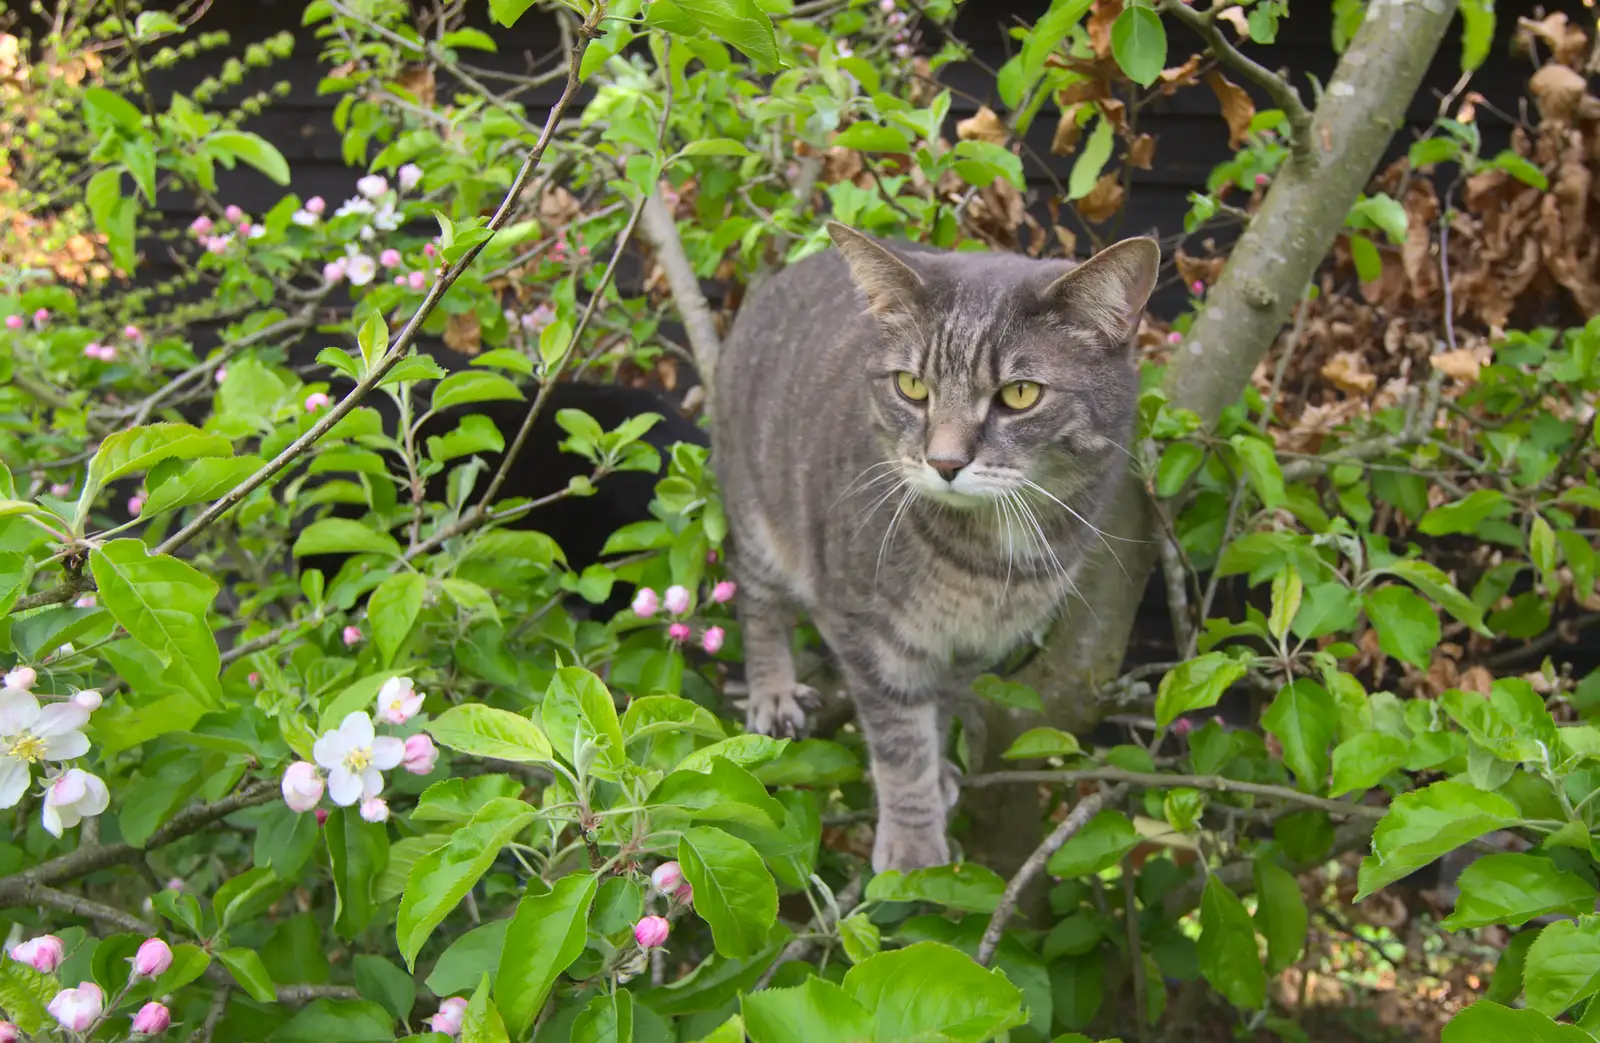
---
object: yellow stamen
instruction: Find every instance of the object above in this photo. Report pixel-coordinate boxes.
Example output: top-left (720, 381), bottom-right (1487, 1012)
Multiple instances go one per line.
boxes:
top-left (7, 734), bottom-right (45, 763)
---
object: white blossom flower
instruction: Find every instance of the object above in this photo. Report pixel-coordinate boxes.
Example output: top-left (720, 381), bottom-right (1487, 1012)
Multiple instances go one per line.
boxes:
top-left (372, 201), bottom-right (401, 232)
top-left (0, 689), bottom-right (89, 808)
top-left (313, 712), bottom-right (404, 806)
top-left (41, 768), bottom-right (109, 837)
top-left (356, 174), bottom-right (389, 199)
top-left (3, 667), bottom-right (35, 691)
top-left (334, 197), bottom-right (375, 220)
top-left (398, 163), bottom-right (424, 191)
top-left (346, 254), bottom-right (378, 287)
top-left (376, 677), bottom-right (423, 725)
top-left (292, 209), bottom-right (319, 227)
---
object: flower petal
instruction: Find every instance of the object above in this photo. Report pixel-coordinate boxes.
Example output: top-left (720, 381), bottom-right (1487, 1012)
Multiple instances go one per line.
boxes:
top-left (339, 711), bottom-right (375, 747)
top-left (40, 801), bottom-right (66, 838)
top-left (327, 766), bottom-right (363, 806)
top-left (313, 731), bottom-right (350, 770)
top-left (369, 736), bottom-right (405, 771)
top-left (0, 757), bottom-right (29, 809)
top-left (79, 773), bottom-right (109, 816)
top-left (361, 767), bottom-right (385, 799)
top-left (34, 703), bottom-right (89, 738)
top-left (0, 689), bottom-right (40, 735)
top-left (41, 730), bottom-right (89, 761)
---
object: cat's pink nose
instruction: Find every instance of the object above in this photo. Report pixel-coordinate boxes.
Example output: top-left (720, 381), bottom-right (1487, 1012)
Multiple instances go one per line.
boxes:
top-left (927, 457), bottom-right (967, 482)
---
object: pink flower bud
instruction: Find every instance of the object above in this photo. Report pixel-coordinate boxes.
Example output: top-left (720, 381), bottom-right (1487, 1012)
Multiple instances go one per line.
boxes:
top-left (236, 220), bottom-right (251, 236)
top-left (380, 248), bottom-right (402, 268)
top-left (668, 622), bottom-right (691, 644)
top-left (342, 625), bottom-right (362, 646)
top-left (49, 482), bottom-right (71, 497)
top-left (1255, 173), bottom-right (1269, 187)
top-left (304, 392), bottom-right (331, 412)
top-left (72, 690), bottom-right (102, 711)
top-left (127, 495), bottom-right (144, 516)
top-left (393, 275), bottom-right (406, 286)
top-left (306, 196), bottom-right (326, 214)
top-left (323, 259), bottom-right (347, 284)
top-left (893, 42), bottom-right (913, 59)
top-left (224, 205), bottom-right (245, 222)
top-left (3, 666), bottom-right (36, 690)
top-left (880, 0), bottom-right (895, 10)
top-left (32, 309), bottom-right (49, 326)
top-left (403, 733), bottom-right (439, 775)
top-left (408, 270), bottom-right (426, 290)
top-left (632, 588), bottom-right (660, 618)
top-left (188, 215), bottom-right (213, 236)
top-left (1192, 280), bottom-right (1205, 293)
top-left (12, 935), bottom-right (65, 973)
top-left (214, 366), bottom-right (227, 383)
top-left (74, 595), bottom-right (95, 609)
top-left (248, 671), bottom-right (261, 686)
top-left (3, 315), bottom-right (20, 329)
top-left (360, 796), bottom-right (389, 823)
top-left (1167, 331), bottom-right (1182, 344)
top-left (205, 236), bottom-right (229, 255)
top-left (83, 343), bottom-right (101, 360)
top-left (47, 982), bottom-right (102, 1032)
top-left (98, 345), bottom-right (117, 362)
top-left (650, 861), bottom-right (685, 894)
top-left (0, 1020), bottom-right (18, 1042)
top-left (424, 242), bottom-right (437, 258)
top-left (701, 626), bottom-right (725, 655)
top-left (1173, 717), bottom-right (1193, 737)
top-left (282, 761), bottom-right (324, 813)
top-left (133, 938), bottom-right (173, 978)
top-left (132, 1000), bottom-right (170, 1034)
top-left (166, 878), bottom-right (183, 891)
top-left (707, 549), bottom-right (719, 563)
top-left (664, 585), bottom-right (690, 615)
top-left (123, 324), bottom-right (141, 340)
top-left (398, 163), bottom-right (424, 192)
top-left (711, 581), bottom-right (737, 604)
top-left (676, 883), bottom-right (693, 905)
top-left (634, 915), bottom-right (670, 948)
top-left (427, 997), bottom-right (469, 1036)
top-left (314, 808), bottom-right (328, 826)
top-left (578, 245), bottom-right (589, 257)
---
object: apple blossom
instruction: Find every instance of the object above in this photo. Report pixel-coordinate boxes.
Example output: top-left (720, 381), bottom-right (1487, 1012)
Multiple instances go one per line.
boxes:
top-left (49, 482), bottom-right (71, 497)
top-left (632, 588), bottom-right (659, 618)
top-left (304, 392), bottom-right (331, 412)
top-left (188, 215), bottom-right (213, 236)
top-left (71, 690), bottom-right (102, 711)
top-left (664, 585), bottom-right (690, 615)
top-left (0, 688), bottom-right (90, 807)
top-left (132, 1001), bottom-right (171, 1034)
top-left (223, 204), bottom-right (244, 222)
top-left (398, 163), bottom-right (424, 191)
top-left (343, 625), bottom-right (363, 646)
top-left (323, 258), bottom-right (347, 283)
top-left (47, 982), bottom-right (103, 1033)
top-left (356, 174), bottom-right (389, 199)
top-left (292, 209), bottom-right (319, 227)
top-left (2, 315), bottom-right (19, 330)
top-left (214, 366), bottom-right (227, 383)
top-left (123, 324), bottom-right (141, 340)
top-left (42, 768), bottom-right (110, 837)
top-left (423, 242), bottom-right (437, 257)
top-left (347, 253), bottom-right (378, 286)
top-left (650, 861), bottom-right (684, 894)
top-left (376, 676), bottom-right (422, 725)
top-left (281, 761), bottom-right (324, 813)
top-left (2, 667), bottom-right (35, 691)
top-left (128, 495), bottom-right (144, 515)
top-left (132, 938), bottom-right (173, 978)
top-left (313, 712), bottom-right (404, 805)
top-left (360, 796), bottom-right (390, 823)
top-left (73, 595), bottom-right (96, 609)
top-left (408, 269), bottom-right (427, 290)
top-left (893, 42), bottom-right (913, 59)
top-left (402, 733), bottom-right (438, 775)
top-left (12, 934), bottom-right (65, 973)
top-left (711, 580), bottom-right (737, 604)
top-left (380, 248), bottom-right (402, 268)
top-left (701, 626), bottom-right (725, 655)
top-left (32, 309), bottom-right (48, 326)
top-left (305, 195), bottom-right (326, 214)
top-left (205, 235), bottom-right (230, 254)
top-left (634, 915), bottom-right (670, 948)
top-left (427, 997), bottom-right (468, 1036)
top-left (0, 1020), bottom-right (17, 1041)
top-left (668, 622), bottom-right (691, 644)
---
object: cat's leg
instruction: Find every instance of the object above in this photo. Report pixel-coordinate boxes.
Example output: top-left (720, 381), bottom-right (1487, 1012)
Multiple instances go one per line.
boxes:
top-left (843, 663), bottom-right (953, 872)
top-left (736, 581), bottom-right (819, 739)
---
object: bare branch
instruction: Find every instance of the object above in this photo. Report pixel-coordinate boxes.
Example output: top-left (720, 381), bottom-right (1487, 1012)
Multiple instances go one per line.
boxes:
top-left (639, 191), bottom-right (722, 390)
top-left (755, 874), bottom-right (864, 989)
top-left (964, 767), bottom-right (1386, 821)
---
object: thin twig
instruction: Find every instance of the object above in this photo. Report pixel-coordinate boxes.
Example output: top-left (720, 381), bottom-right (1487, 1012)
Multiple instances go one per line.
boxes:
top-left (189, 984), bottom-right (230, 1043)
top-left (964, 768), bottom-right (1385, 821)
top-left (754, 875), bottom-right (864, 989)
top-left (976, 784), bottom-right (1122, 966)
top-left (1123, 856), bottom-right (1151, 1043)
top-left (26, 885), bottom-right (154, 933)
top-left (112, 0), bottom-right (161, 130)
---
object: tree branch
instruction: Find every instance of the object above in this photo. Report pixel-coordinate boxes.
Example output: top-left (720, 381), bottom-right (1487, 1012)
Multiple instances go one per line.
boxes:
top-left (754, 874), bottom-right (864, 989)
top-left (1159, 0), bottom-right (1312, 159)
top-left (963, 767), bottom-right (1385, 821)
top-left (639, 191), bottom-right (722, 390)
top-left (976, 784), bottom-right (1122, 967)
top-left (25, 885), bottom-right (154, 933)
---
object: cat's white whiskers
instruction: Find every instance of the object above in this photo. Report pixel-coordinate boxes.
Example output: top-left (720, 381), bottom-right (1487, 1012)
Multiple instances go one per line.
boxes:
top-left (875, 486), bottom-right (917, 589)
top-left (835, 460), bottom-right (902, 506)
top-left (992, 494), bottom-right (1017, 598)
top-left (1021, 479), bottom-right (1140, 584)
top-left (853, 478), bottom-right (909, 540)
top-left (1012, 491), bottom-right (1095, 621)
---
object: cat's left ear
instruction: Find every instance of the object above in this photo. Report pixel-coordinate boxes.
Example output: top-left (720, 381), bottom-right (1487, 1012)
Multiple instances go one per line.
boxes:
top-left (1040, 237), bottom-right (1161, 344)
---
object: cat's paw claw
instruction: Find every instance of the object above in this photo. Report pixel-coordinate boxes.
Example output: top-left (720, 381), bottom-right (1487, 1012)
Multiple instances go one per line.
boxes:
top-left (745, 684), bottom-right (819, 739)
top-left (872, 821), bottom-right (951, 873)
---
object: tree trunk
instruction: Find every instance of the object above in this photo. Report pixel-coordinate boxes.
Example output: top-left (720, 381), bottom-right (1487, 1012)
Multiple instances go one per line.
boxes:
top-left (966, 0), bottom-right (1462, 880)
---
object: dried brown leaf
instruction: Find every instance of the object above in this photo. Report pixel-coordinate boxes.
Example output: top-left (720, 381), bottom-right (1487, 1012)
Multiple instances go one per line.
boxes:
top-left (1075, 173), bottom-right (1125, 223)
top-left (957, 106), bottom-right (1009, 145)
top-left (1320, 351), bottom-right (1377, 395)
top-left (1205, 71), bottom-right (1255, 149)
top-left (1051, 106), bottom-right (1084, 155)
top-left (1127, 133), bottom-right (1156, 169)
top-left (443, 310), bottom-right (481, 356)
top-left (1529, 63), bottom-right (1589, 124)
top-left (1088, 0), bottom-right (1123, 60)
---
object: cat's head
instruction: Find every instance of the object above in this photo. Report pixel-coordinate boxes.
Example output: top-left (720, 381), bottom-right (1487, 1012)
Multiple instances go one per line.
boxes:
top-left (826, 222), bottom-right (1159, 507)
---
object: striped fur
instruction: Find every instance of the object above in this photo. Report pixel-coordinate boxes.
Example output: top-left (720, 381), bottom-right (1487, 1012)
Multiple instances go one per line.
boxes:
top-left (712, 224), bottom-right (1158, 870)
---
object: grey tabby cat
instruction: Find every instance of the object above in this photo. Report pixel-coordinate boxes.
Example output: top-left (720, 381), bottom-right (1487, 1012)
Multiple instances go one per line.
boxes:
top-left (712, 223), bottom-right (1159, 871)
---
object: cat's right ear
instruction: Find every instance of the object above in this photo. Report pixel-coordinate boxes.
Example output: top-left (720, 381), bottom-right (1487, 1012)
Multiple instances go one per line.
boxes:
top-left (826, 221), bottom-right (923, 317)
top-left (1041, 236), bottom-right (1161, 344)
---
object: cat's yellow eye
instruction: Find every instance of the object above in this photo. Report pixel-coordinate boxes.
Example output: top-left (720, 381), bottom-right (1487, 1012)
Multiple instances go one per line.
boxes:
top-left (895, 372), bottom-right (929, 402)
top-left (998, 380), bottom-right (1042, 411)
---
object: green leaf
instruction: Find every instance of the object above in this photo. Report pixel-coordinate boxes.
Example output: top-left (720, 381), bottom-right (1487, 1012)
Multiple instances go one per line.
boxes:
top-left (428, 415), bottom-right (505, 465)
top-left (84, 85), bottom-right (143, 129)
top-left (496, 874), bottom-right (597, 1038)
top-left (209, 131), bottom-right (291, 184)
top-left (1110, 6), bottom-right (1166, 86)
top-left (742, 976), bottom-right (874, 1043)
top-left (432, 370), bottom-right (525, 412)
top-left (675, 734), bottom-right (788, 775)
top-left (1262, 679), bottom-right (1337, 793)
top-left (1328, 732), bottom-right (1408, 797)
top-left (1045, 810), bottom-right (1140, 878)
top-left (325, 809), bottom-right (389, 939)
top-left (1531, 515), bottom-right (1559, 587)
top-left (0, 961), bottom-right (56, 1035)
top-left (864, 863), bottom-right (1007, 914)
top-left (650, 757), bottom-right (788, 833)
top-left (1350, 233), bottom-right (1382, 283)
top-left (1458, 0), bottom-right (1494, 71)
top-left (1001, 727), bottom-right (1081, 760)
top-left (219, 947), bottom-right (277, 1003)
top-left (1357, 780), bottom-right (1521, 898)
top-left (359, 312), bottom-right (390, 373)
top-left (837, 912), bottom-right (881, 965)
top-left (463, 974), bottom-right (510, 1043)
top-left (86, 167), bottom-right (134, 271)
top-left (1442, 1001), bottom-right (1594, 1042)
top-left (1347, 193), bottom-right (1408, 246)
top-left (678, 825), bottom-right (778, 959)
top-left (1419, 489), bottom-right (1509, 536)
top-left (1068, 116), bottom-right (1114, 200)
top-left (269, 999), bottom-right (395, 1043)
top-left (84, 422), bottom-right (231, 498)
top-left (1364, 585), bottom-right (1440, 669)
top-left (1488, 149), bottom-right (1549, 190)
top-left (1155, 442), bottom-right (1204, 498)
top-left (1230, 435), bottom-right (1287, 509)
top-left (841, 941), bottom-right (1027, 1042)
top-left (397, 799), bottom-right (538, 968)
top-left (647, 0), bottom-right (779, 72)
top-left (1154, 653), bottom-right (1248, 728)
top-left (426, 919), bottom-right (507, 998)
top-left (1199, 878), bottom-right (1266, 1009)
top-left (292, 518), bottom-right (402, 558)
top-left (571, 989), bottom-right (632, 1043)
top-left (832, 121), bottom-right (914, 153)
top-left (429, 704), bottom-right (553, 764)
top-left (678, 138), bottom-right (754, 158)
top-left (1442, 854), bottom-right (1597, 931)
top-left (1382, 558), bottom-right (1491, 635)
top-left (89, 540), bottom-right (220, 706)
top-left (368, 572), bottom-right (425, 664)
top-left (542, 666), bottom-right (628, 775)
top-left (1525, 920), bottom-right (1600, 1017)
top-left (488, 0), bottom-right (536, 26)
top-left (354, 954), bottom-right (416, 1023)
top-left (1253, 859), bottom-right (1307, 975)
top-left (140, 456), bottom-right (263, 516)
top-left (971, 674), bottom-right (1044, 713)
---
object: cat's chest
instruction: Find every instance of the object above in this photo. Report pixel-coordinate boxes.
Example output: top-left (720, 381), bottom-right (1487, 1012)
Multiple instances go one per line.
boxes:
top-left (903, 559), bottom-right (1065, 660)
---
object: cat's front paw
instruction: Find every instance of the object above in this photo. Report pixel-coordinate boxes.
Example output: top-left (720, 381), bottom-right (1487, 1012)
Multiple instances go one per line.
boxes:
top-left (940, 759), bottom-right (963, 811)
top-left (872, 819), bottom-right (951, 872)
top-left (745, 683), bottom-right (820, 739)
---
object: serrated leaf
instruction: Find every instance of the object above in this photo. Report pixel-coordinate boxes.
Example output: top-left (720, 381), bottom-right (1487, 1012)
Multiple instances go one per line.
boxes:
top-left (291, 518), bottom-right (402, 558)
top-left (1442, 854), bottom-right (1597, 931)
top-left (209, 130), bottom-right (291, 185)
top-left (368, 572), bottom-right (425, 664)
top-left (1199, 877), bottom-right (1266, 1009)
top-left (1154, 653), bottom-right (1248, 728)
top-left (89, 540), bottom-right (220, 706)
top-left (495, 874), bottom-right (597, 1037)
top-left (432, 370), bottom-right (525, 412)
top-left (1357, 780), bottom-right (1521, 898)
top-left (678, 825), bottom-right (777, 960)
top-left (1262, 679), bottom-right (1337, 793)
top-left (1364, 585), bottom-right (1440, 669)
top-left (428, 704), bottom-right (553, 764)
